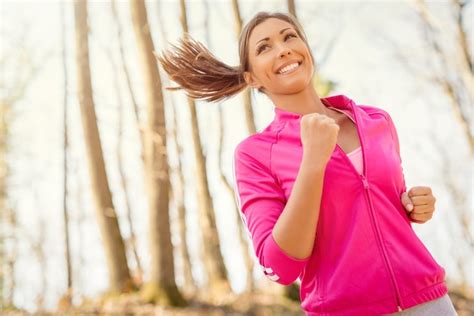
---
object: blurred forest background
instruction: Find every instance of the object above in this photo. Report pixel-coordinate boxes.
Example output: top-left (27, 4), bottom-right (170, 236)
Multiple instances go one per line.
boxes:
top-left (0, 0), bottom-right (473, 315)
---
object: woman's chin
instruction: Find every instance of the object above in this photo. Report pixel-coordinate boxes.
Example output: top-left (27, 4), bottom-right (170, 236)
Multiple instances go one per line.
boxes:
top-left (275, 78), bottom-right (309, 94)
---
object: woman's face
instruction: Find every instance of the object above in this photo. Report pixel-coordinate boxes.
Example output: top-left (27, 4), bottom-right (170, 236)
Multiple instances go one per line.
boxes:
top-left (244, 18), bottom-right (314, 95)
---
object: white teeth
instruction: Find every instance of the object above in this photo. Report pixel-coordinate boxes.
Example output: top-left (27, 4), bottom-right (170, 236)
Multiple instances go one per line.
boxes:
top-left (278, 62), bottom-right (299, 74)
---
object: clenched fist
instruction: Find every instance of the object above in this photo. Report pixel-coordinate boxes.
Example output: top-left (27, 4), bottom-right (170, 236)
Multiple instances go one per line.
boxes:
top-left (300, 112), bottom-right (339, 167)
top-left (401, 186), bottom-right (437, 224)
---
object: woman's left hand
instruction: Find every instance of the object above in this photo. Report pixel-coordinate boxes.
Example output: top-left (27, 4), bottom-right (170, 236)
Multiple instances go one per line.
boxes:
top-left (401, 186), bottom-right (436, 224)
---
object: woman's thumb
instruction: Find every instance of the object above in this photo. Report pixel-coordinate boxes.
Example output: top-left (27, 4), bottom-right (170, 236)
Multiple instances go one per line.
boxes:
top-left (401, 191), bottom-right (414, 212)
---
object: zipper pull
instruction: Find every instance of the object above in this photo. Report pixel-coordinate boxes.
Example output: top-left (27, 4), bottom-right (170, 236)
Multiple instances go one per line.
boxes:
top-left (397, 305), bottom-right (402, 312)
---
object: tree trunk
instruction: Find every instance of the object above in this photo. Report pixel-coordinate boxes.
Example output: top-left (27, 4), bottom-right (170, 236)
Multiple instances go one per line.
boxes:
top-left (129, 0), bottom-right (186, 306)
top-left (287, 0), bottom-right (297, 18)
top-left (210, 0), bottom-right (255, 294)
top-left (60, 0), bottom-right (73, 307)
top-left (170, 175), bottom-right (197, 296)
top-left (178, 0), bottom-right (231, 296)
top-left (105, 39), bottom-right (145, 288)
top-left (73, 0), bottom-right (132, 293)
top-left (155, 1), bottom-right (197, 296)
top-left (169, 92), bottom-right (197, 295)
top-left (110, 0), bottom-right (146, 286)
top-left (216, 102), bottom-right (256, 294)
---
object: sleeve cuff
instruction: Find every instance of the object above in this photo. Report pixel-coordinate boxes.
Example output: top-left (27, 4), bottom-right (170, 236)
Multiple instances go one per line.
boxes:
top-left (262, 233), bottom-right (310, 285)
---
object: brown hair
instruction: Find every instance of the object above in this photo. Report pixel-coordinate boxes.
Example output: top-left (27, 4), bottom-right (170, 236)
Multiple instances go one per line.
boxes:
top-left (155, 11), bottom-right (314, 103)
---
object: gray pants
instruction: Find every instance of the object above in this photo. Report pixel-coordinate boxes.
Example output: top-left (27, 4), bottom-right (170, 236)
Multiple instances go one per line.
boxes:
top-left (384, 294), bottom-right (457, 315)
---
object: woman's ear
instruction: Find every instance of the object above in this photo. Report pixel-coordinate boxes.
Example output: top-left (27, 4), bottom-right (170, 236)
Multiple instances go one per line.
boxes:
top-left (243, 71), bottom-right (262, 90)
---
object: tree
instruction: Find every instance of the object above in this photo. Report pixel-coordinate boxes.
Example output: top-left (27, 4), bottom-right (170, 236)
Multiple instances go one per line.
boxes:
top-left (129, 0), bottom-right (186, 306)
top-left (59, 0), bottom-right (73, 308)
top-left (215, 0), bottom-right (257, 294)
top-left (155, 2), bottom-right (197, 296)
top-left (109, 0), bottom-right (145, 287)
top-left (174, 0), bottom-right (232, 297)
top-left (73, 0), bottom-right (133, 294)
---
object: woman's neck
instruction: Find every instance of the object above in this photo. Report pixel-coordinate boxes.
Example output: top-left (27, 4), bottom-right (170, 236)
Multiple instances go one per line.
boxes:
top-left (268, 85), bottom-right (330, 116)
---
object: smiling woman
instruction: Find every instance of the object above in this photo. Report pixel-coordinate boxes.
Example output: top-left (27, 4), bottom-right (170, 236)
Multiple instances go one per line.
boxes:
top-left (242, 18), bottom-right (314, 100)
top-left (155, 11), bottom-right (456, 316)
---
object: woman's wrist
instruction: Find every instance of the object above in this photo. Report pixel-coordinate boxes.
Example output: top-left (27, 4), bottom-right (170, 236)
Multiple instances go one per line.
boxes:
top-left (301, 154), bottom-right (327, 175)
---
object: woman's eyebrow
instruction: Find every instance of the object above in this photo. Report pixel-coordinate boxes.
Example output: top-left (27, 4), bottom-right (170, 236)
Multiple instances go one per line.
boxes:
top-left (256, 27), bottom-right (292, 45)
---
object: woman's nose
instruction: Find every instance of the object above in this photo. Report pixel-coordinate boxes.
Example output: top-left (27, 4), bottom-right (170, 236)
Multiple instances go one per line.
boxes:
top-left (278, 47), bottom-right (291, 59)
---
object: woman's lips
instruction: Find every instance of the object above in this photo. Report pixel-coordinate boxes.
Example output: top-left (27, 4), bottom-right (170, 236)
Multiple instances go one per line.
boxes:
top-left (276, 61), bottom-right (302, 76)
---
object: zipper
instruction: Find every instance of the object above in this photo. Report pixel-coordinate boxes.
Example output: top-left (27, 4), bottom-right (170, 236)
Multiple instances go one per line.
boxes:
top-left (361, 173), bottom-right (403, 312)
top-left (331, 101), bottom-right (403, 312)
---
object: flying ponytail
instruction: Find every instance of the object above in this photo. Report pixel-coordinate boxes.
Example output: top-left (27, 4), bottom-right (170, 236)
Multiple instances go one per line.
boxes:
top-left (155, 36), bottom-right (247, 103)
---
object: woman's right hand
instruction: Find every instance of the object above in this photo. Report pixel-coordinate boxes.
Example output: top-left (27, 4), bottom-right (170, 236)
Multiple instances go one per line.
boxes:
top-left (300, 113), bottom-right (339, 167)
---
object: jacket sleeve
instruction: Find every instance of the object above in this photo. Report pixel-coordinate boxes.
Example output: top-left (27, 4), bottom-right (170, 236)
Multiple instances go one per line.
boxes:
top-left (232, 141), bottom-right (310, 286)
top-left (385, 111), bottom-right (408, 195)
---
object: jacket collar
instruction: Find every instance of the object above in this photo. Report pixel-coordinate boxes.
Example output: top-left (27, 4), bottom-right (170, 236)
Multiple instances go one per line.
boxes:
top-left (273, 94), bottom-right (354, 123)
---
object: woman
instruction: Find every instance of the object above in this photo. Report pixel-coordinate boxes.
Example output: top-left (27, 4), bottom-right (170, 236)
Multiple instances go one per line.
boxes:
top-left (156, 11), bottom-right (457, 316)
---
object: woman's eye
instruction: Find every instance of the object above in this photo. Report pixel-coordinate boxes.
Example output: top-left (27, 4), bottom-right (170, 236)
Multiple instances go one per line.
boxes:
top-left (257, 34), bottom-right (297, 54)
top-left (257, 45), bottom-right (268, 54)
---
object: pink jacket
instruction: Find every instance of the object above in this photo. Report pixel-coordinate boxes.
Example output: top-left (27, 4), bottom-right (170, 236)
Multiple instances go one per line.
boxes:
top-left (232, 94), bottom-right (447, 315)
